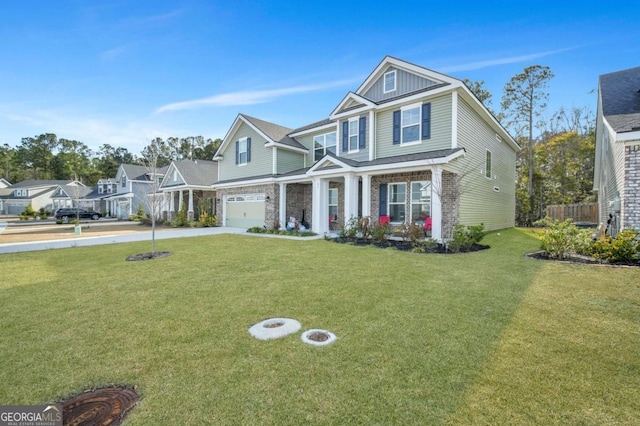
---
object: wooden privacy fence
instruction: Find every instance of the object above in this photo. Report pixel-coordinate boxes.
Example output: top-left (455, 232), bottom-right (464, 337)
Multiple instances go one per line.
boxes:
top-left (545, 202), bottom-right (598, 223)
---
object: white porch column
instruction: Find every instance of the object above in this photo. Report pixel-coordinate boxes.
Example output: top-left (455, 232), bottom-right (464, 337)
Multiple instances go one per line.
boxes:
top-left (178, 190), bottom-right (184, 212)
top-left (188, 189), bottom-right (194, 220)
top-left (279, 183), bottom-right (287, 230)
top-left (343, 173), bottom-right (359, 222)
top-left (361, 174), bottom-right (371, 218)
top-left (169, 191), bottom-right (175, 220)
top-left (311, 178), bottom-right (329, 234)
top-left (431, 168), bottom-right (443, 241)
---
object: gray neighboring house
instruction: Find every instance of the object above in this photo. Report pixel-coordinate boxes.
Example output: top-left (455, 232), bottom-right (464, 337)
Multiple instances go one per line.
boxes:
top-left (104, 164), bottom-right (167, 219)
top-left (51, 184), bottom-right (102, 212)
top-left (0, 180), bottom-right (81, 215)
top-left (594, 66), bottom-right (640, 233)
top-left (159, 159), bottom-right (218, 221)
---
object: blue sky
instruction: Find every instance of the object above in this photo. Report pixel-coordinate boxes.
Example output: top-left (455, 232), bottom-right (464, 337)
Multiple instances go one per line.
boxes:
top-left (1, 0), bottom-right (639, 154)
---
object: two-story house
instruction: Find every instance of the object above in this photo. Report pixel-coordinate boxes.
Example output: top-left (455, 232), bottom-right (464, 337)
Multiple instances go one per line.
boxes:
top-left (594, 65), bottom-right (640, 234)
top-left (0, 180), bottom-right (81, 215)
top-left (105, 164), bottom-right (166, 219)
top-left (212, 56), bottom-right (518, 239)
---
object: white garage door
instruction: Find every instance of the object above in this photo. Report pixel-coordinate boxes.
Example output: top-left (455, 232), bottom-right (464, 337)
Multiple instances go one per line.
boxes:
top-left (225, 194), bottom-right (266, 228)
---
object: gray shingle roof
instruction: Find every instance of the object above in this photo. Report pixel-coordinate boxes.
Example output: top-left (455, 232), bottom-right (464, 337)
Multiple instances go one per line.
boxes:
top-left (121, 164), bottom-right (151, 181)
top-left (241, 114), bottom-right (307, 150)
top-left (291, 118), bottom-right (335, 134)
top-left (173, 159), bottom-right (218, 186)
top-left (600, 66), bottom-right (640, 133)
top-left (9, 180), bottom-right (75, 188)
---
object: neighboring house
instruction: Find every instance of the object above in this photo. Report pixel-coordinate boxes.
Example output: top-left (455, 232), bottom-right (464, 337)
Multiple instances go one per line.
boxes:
top-left (594, 66), bottom-right (640, 234)
top-left (159, 159), bottom-right (218, 220)
top-left (212, 56), bottom-right (518, 239)
top-left (0, 180), bottom-right (81, 215)
top-left (0, 178), bottom-right (10, 188)
top-left (104, 164), bottom-right (166, 219)
top-left (50, 184), bottom-right (104, 212)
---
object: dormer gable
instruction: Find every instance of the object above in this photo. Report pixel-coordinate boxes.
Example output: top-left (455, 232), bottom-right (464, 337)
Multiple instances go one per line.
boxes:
top-left (330, 92), bottom-right (376, 119)
top-left (355, 56), bottom-right (458, 103)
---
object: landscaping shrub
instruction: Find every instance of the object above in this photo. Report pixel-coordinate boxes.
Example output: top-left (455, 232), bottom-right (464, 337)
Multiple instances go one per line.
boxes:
top-left (537, 218), bottom-right (577, 259)
top-left (591, 230), bottom-right (640, 263)
top-left (371, 222), bottom-right (391, 242)
top-left (357, 216), bottom-right (373, 240)
top-left (246, 227), bottom-right (315, 237)
top-left (20, 205), bottom-right (37, 220)
top-left (340, 216), bottom-right (359, 239)
top-left (172, 204), bottom-right (189, 227)
top-left (397, 222), bottom-right (424, 246)
top-left (448, 223), bottom-right (486, 253)
top-left (198, 211), bottom-right (216, 227)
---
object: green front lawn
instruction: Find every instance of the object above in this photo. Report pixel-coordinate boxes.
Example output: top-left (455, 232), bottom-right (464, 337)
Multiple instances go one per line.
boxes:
top-left (1, 229), bottom-right (638, 424)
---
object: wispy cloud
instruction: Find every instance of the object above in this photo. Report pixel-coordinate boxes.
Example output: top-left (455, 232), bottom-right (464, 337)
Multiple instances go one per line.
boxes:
top-left (440, 47), bottom-right (578, 72)
top-left (155, 78), bottom-right (359, 113)
top-left (101, 45), bottom-right (130, 61)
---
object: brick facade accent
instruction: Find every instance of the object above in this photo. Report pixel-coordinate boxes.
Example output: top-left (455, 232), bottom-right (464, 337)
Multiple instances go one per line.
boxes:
top-left (286, 183), bottom-right (313, 229)
top-left (624, 145), bottom-right (640, 230)
top-left (216, 183), bottom-right (279, 228)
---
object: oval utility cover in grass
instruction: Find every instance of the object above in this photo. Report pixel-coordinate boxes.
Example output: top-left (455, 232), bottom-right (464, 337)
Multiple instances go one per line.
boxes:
top-left (62, 386), bottom-right (139, 426)
top-left (301, 329), bottom-right (337, 346)
top-left (249, 318), bottom-right (301, 340)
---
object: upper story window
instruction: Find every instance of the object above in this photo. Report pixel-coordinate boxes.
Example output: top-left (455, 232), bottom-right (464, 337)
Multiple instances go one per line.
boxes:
top-left (402, 104), bottom-right (420, 143)
top-left (348, 119), bottom-right (359, 152)
top-left (98, 185), bottom-right (104, 194)
top-left (235, 137), bottom-right (251, 165)
top-left (14, 189), bottom-right (27, 197)
top-left (485, 150), bottom-right (492, 179)
top-left (342, 116), bottom-right (366, 153)
top-left (120, 175), bottom-right (126, 188)
top-left (314, 132), bottom-right (337, 161)
top-left (384, 70), bottom-right (396, 93)
top-left (393, 102), bottom-right (431, 145)
top-left (173, 170), bottom-right (178, 181)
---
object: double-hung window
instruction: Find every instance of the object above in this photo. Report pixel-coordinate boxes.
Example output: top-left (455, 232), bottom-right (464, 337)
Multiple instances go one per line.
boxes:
top-left (388, 183), bottom-right (406, 223)
top-left (121, 175), bottom-right (126, 188)
top-left (348, 119), bottom-right (359, 152)
top-left (410, 181), bottom-right (431, 226)
top-left (329, 188), bottom-right (338, 221)
top-left (314, 132), bottom-right (337, 161)
top-left (384, 70), bottom-right (396, 93)
top-left (401, 104), bottom-right (420, 143)
top-left (238, 137), bottom-right (248, 165)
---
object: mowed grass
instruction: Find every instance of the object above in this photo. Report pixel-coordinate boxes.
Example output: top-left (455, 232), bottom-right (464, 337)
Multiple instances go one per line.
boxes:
top-left (0, 229), bottom-right (638, 425)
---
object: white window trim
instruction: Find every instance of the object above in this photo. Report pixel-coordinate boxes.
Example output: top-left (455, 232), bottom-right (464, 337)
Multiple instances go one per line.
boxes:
top-left (400, 102), bottom-right (422, 145)
top-left (238, 137), bottom-right (248, 166)
top-left (348, 118), bottom-right (360, 153)
top-left (328, 188), bottom-right (338, 221)
top-left (383, 70), bottom-right (397, 93)
top-left (388, 182), bottom-right (407, 224)
top-left (314, 131), bottom-right (337, 161)
top-left (485, 149), bottom-right (492, 179)
top-left (410, 181), bottom-right (432, 224)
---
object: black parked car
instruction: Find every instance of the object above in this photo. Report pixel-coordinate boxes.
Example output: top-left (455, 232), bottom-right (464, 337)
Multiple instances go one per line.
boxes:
top-left (54, 208), bottom-right (102, 223)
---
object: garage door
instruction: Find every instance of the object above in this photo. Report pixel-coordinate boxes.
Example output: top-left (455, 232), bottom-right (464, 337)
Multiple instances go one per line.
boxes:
top-left (225, 194), bottom-right (266, 228)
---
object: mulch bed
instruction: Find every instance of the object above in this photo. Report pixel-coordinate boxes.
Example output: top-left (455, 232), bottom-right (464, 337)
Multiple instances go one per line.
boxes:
top-left (330, 237), bottom-right (489, 254)
top-left (526, 250), bottom-right (640, 267)
top-left (126, 251), bottom-right (172, 262)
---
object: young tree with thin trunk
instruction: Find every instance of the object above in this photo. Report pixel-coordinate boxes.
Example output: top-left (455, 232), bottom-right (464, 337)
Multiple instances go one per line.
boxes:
top-left (501, 65), bottom-right (554, 225)
top-left (140, 139), bottom-right (164, 257)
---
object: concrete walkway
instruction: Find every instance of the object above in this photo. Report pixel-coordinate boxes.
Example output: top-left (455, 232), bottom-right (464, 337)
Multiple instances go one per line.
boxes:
top-left (0, 224), bottom-right (328, 255)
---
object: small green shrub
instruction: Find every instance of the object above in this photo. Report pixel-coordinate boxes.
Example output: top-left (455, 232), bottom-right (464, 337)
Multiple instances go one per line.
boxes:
top-left (538, 218), bottom-right (577, 260)
top-left (371, 222), bottom-right (391, 242)
top-left (448, 223), bottom-right (486, 253)
top-left (340, 216), bottom-right (359, 239)
top-left (573, 228), bottom-right (595, 256)
top-left (172, 204), bottom-right (189, 227)
top-left (20, 205), bottom-right (37, 220)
